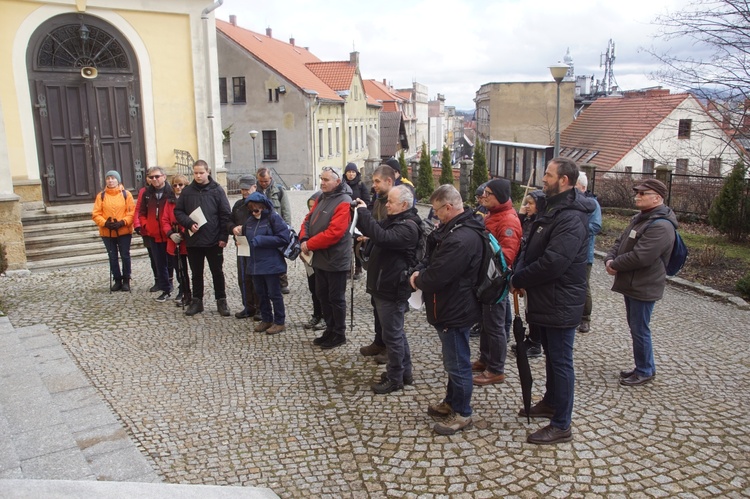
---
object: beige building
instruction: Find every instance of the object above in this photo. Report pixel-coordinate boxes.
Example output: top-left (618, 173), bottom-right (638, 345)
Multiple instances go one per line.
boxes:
top-left (0, 0), bottom-right (224, 270)
top-left (474, 81), bottom-right (576, 146)
top-left (217, 17), bottom-right (380, 189)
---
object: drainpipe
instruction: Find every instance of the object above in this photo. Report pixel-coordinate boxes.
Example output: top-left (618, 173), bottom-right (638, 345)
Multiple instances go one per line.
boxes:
top-left (201, 0), bottom-right (223, 167)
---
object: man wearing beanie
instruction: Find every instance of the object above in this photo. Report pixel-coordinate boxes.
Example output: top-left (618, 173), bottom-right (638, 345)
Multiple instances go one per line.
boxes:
top-left (385, 157), bottom-right (415, 204)
top-left (471, 179), bottom-right (522, 387)
top-left (605, 178), bottom-right (676, 387)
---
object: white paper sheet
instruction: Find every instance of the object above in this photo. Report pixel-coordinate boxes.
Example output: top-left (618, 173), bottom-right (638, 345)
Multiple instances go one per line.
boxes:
top-left (188, 206), bottom-right (207, 236)
top-left (235, 235), bottom-right (250, 257)
top-left (408, 288), bottom-right (424, 310)
top-left (300, 250), bottom-right (314, 266)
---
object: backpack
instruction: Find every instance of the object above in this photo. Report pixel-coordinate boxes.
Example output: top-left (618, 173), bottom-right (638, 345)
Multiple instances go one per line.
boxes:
top-left (404, 218), bottom-right (435, 264)
top-left (646, 218), bottom-right (688, 276)
top-left (101, 189), bottom-right (129, 201)
top-left (281, 226), bottom-right (302, 261)
top-left (451, 224), bottom-right (512, 304)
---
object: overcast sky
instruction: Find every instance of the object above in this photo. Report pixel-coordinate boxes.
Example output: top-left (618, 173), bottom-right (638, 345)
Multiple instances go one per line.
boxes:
top-left (217, 0), bottom-right (690, 110)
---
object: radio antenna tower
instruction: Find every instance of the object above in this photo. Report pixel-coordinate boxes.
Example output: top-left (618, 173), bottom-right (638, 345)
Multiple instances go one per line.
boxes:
top-left (599, 39), bottom-right (618, 95)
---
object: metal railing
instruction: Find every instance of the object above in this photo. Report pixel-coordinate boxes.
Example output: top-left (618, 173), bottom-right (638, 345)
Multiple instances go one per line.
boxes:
top-left (174, 149), bottom-right (195, 176)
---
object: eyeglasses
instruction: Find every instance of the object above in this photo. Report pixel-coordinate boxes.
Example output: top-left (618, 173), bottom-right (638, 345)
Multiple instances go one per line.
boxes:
top-left (481, 190), bottom-right (494, 198)
top-left (321, 166), bottom-right (340, 179)
top-left (147, 174), bottom-right (163, 180)
top-left (433, 203), bottom-right (451, 214)
top-left (635, 191), bottom-right (657, 197)
top-left (172, 183), bottom-right (184, 187)
top-left (250, 209), bottom-right (262, 213)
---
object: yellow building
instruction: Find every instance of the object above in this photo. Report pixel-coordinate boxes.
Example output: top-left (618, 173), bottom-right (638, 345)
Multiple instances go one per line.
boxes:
top-left (0, 0), bottom-right (225, 270)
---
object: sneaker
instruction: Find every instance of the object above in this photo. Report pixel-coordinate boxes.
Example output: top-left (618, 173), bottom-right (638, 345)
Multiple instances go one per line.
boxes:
top-left (254, 321), bottom-right (273, 333)
top-left (174, 292), bottom-right (183, 302)
top-left (149, 284), bottom-right (160, 292)
top-left (312, 321), bottom-right (327, 331)
top-left (433, 413), bottom-right (473, 435)
top-left (379, 371), bottom-right (414, 386)
top-left (360, 342), bottom-right (386, 357)
top-left (427, 400), bottom-right (454, 419)
top-left (303, 315), bottom-right (323, 330)
top-left (266, 324), bottom-right (286, 335)
top-left (370, 377), bottom-right (403, 394)
top-left (155, 291), bottom-right (171, 302)
top-left (320, 334), bottom-right (346, 350)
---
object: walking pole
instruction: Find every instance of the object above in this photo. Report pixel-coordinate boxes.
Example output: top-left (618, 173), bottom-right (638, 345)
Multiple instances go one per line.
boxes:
top-left (348, 206), bottom-right (360, 330)
top-left (107, 218), bottom-right (114, 294)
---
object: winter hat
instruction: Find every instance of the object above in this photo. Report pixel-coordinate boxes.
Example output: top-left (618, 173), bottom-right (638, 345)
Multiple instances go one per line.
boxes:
top-left (385, 158), bottom-right (401, 173)
top-left (238, 175), bottom-right (256, 189)
top-left (486, 178), bottom-right (511, 204)
top-left (345, 162), bottom-right (359, 174)
top-left (475, 181), bottom-right (488, 198)
top-left (105, 170), bottom-right (121, 184)
top-left (633, 178), bottom-right (667, 199)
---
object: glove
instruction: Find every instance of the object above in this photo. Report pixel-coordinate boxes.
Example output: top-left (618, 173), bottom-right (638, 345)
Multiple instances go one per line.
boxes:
top-left (113, 220), bottom-right (125, 230)
top-left (170, 233), bottom-right (183, 244)
top-left (104, 220), bottom-right (116, 230)
top-left (134, 227), bottom-right (141, 235)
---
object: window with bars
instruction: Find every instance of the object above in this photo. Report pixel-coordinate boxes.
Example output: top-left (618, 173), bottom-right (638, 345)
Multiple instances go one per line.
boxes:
top-left (262, 130), bottom-right (277, 160)
top-left (219, 78), bottom-right (227, 104)
top-left (232, 77), bottom-right (246, 104)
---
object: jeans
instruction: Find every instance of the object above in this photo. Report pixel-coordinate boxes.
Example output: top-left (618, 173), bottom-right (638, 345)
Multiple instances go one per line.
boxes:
top-left (315, 269), bottom-right (348, 337)
top-left (373, 297), bottom-right (411, 383)
top-left (582, 264), bottom-right (593, 322)
top-left (479, 300), bottom-right (508, 374)
top-left (101, 235), bottom-right (132, 280)
top-left (539, 325), bottom-right (576, 430)
top-left (187, 245), bottom-right (227, 300)
top-left (437, 326), bottom-right (473, 417)
top-left (151, 241), bottom-right (170, 293)
top-left (253, 274), bottom-right (285, 324)
top-left (624, 297), bottom-right (656, 377)
top-left (371, 296), bottom-right (385, 347)
top-left (306, 273), bottom-right (322, 318)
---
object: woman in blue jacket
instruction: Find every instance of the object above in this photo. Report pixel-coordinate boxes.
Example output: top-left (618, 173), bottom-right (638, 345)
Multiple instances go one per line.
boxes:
top-left (242, 192), bottom-right (290, 335)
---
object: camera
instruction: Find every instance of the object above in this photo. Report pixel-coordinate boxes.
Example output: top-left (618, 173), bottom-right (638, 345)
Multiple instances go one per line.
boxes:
top-left (350, 200), bottom-right (362, 208)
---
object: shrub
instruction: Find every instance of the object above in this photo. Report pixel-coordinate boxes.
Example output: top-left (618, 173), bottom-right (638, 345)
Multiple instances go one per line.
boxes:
top-left (0, 242), bottom-right (7, 275)
top-left (708, 160), bottom-right (750, 241)
top-left (439, 146), bottom-right (454, 185)
top-left (696, 244), bottom-right (726, 267)
top-left (736, 272), bottom-right (750, 299)
top-left (416, 142), bottom-right (434, 201)
top-left (471, 140), bottom-right (488, 197)
top-left (511, 182), bottom-right (526, 204)
top-left (398, 150), bottom-right (409, 181)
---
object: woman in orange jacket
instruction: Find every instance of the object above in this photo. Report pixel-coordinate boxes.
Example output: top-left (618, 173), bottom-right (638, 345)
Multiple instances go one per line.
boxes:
top-left (92, 170), bottom-right (135, 291)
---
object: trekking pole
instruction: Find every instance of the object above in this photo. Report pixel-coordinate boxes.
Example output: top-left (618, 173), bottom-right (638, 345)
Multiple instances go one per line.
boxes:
top-left (348, 206), bottom-right (360, 330)
top-left (107, 218), bottom-right (114, 294)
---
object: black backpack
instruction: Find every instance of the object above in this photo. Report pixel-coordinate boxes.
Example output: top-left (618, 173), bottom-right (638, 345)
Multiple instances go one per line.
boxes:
top-left (451, 224), bottom-right (511, 305)
top-left (646, 218), bottom-right (688, 276)
top-left (281, 225), bottom-right (302, 261)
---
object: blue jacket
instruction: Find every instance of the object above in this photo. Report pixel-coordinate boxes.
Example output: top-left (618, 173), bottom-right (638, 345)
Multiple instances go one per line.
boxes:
top-left (242, 192), bottom-right (290, 276)
top-left (580, 191), bottom-right (602, 264)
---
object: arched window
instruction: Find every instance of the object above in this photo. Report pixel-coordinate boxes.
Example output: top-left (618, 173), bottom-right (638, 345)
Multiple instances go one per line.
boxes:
top-left (37, 20), bottom-right (130, 70)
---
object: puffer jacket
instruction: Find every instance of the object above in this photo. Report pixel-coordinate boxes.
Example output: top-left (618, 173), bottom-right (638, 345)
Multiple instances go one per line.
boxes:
top-left (581, 191), bottom-right (602, 264)
top-left (414, 208), bottom-right (483, 329)
top-left (242, 192), bottom-right (290, 276)
top-left (138, 184), bottom-right (175, 242)
top-left (511, 187), bottom-right (591, 328)
top-left (92, 186), bottom-right (135, 237)
top-left (605, 204), bottom-right (677, 302)
top-left (300, 183), bottom-right (352, 272)
top-left (174, 176), bottom-right (231, 248)
top-left (484, 199), bottom-right (522, 266)
top-left (356, 206), bottom-right (420, 302)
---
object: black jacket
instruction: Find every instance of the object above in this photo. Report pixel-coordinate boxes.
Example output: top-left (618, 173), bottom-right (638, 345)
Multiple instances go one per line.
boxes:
top-left (174, 176), bottom-right (231, 248)
top-left (415, 208), bottom-right (483, 329)
top-left (357, 206), bottom-right (420, 301)
top-left (345, 170), bottom-right (371, 205)
top-left (512, 187), bottom-right (591, 328)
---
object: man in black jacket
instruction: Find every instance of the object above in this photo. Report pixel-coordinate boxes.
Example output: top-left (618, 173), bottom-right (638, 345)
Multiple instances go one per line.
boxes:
top-left (355, 185), bottom-right (420, 394)
top-left (174, 160), bottom-right (232, 317)
top-left (409, 184), bottom-right (483, 435)
top-left (511, 157), bottom-right (590, 445)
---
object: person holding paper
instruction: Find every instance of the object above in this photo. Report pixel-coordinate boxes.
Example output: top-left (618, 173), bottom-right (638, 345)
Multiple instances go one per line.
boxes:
top-left (138, 166), bottom-right (175, 302)
top-left (175, 160), bottom-right (232, 317)
top-left (299, 166), bottom-right (352, 350)
top-left (354, 185), bottom-right (420, 394)
top-left (229, 175), bottom-right (260, 320)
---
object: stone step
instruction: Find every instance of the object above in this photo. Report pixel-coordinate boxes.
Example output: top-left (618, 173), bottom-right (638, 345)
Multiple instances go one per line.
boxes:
top-left (26, 248), bottom-right (149, 271)
top-left (23, 218), bottom-right (98, 238)
top-left (24, 229), bottom-right (102, 249)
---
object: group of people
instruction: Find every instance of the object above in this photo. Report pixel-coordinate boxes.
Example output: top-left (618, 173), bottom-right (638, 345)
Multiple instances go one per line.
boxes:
top-left (93, 157), bottom-right (677, 443)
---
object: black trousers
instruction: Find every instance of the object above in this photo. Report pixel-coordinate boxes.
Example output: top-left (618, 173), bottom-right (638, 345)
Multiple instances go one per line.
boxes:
top-left (187, 245), bottom-right (226, 300)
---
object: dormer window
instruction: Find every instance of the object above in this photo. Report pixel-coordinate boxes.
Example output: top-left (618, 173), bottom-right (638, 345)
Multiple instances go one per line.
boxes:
top-left (678, 119), bottom-right (692, 139)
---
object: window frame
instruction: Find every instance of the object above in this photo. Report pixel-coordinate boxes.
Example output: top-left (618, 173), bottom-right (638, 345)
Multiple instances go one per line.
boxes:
top-left (232, 76), bottom-right (246, 104)
top-left (262, 130), bottom-right (278, 161)
top-left (678, 119), bottom-right (692, 139)
top-left (219, 77), bottom-right (227, 104)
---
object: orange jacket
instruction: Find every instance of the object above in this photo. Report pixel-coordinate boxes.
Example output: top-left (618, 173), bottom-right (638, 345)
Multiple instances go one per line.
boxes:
top-left (92, 186), bottom-right (135, 237)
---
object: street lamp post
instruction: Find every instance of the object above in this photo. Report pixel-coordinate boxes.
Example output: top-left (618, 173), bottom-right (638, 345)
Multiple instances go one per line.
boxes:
top-left (249, 130), bottom-right (258, 173)
top-left (549, 63), bottom-right (568, 157)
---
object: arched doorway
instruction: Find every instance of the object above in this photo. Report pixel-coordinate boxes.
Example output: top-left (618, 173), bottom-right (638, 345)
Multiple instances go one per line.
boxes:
top-left (27, 14), bottom-right (146, 204)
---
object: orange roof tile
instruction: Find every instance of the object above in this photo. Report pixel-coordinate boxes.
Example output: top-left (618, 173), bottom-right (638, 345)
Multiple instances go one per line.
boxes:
top-left (216, 20), bottom-right (342, 101)
top-left (306, 61), bottom-right (356, 93)
top-left (560, 93), bottom-right (691, 168)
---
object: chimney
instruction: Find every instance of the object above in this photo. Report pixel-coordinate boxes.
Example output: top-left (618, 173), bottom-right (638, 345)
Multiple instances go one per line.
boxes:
top-left (290, 37), bottom-right (295, 46)
top-left (350, 51), bottom-right (359, 68)
top-left (229, 15), bottom-right (237, 26)
top-left (383, 79), bottom-right (387, 85)
top-left (266, 27), bottom-right (272, 38)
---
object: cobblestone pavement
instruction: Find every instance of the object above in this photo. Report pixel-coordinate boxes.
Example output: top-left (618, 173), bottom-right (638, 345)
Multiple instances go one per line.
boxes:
top-left (1, 190), bottom-right (749, 497)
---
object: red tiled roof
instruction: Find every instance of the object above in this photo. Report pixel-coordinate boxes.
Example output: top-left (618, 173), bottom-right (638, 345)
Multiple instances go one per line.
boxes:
top-left (560, 93), bottom-right (691, 168)
top-left (216, 20), bottom-right (342, 101)
top-left (306, 61), bottom-right (356, 93)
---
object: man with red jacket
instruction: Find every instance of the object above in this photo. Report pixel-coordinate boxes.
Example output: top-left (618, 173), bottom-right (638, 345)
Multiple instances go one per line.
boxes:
top-left (300, 167), bottom-right (352, 350)
top-left (471, 179), bottom-right (522, 386)
top-left (138, 166), bottom-right (174, 302)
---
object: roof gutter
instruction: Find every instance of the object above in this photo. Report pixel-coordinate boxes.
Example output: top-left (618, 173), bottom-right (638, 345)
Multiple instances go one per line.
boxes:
top-left (201, 0), bottom-right (223, 168)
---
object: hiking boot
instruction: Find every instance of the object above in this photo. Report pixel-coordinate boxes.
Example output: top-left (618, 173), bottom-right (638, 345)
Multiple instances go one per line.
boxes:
top-left (360, 342), bottom-right (386, 357)
top-left (527, 424), bottom-right (572, 445)
top-left (427, 400), bottom-right (454, 419)
top-left (373, 351), bottom-right (388, 364)
top-left (578, 320), bottom-right (591, 333)
top-left (433, 413), bottom-right (473, 435)
top-left (254, 321), bottom-right (273, 333)
top-left (320, 334), bottom-right (346, 350)
top-left (155, 291), bottom-right (171, 303)
top-left (380, 371), bottom-right (413, 386)
top-left (313, 330), bottom-right (333, 346)
top-left (471, 359), bottom-right (486, 372)
top-left (216, 299), bottom-right (231, 317)
top-left (371, 377), bottom-right (403, 394)
top-left (304, 315), bottom-right (322, 329)
top-left (121, 278), bottom-right (131, 292)
top-left (149, 283), bottom-right (160, 292)
top-left (473, 370), bottom-right (506, 386)
top-left (184, 299), bottom-right (204, 316)
top-left (266, 324), bottom-right (286, 335)
top-left (518, 400), bottom-right (555, 419)
top-left (111, 279), bottom-right (123, 292)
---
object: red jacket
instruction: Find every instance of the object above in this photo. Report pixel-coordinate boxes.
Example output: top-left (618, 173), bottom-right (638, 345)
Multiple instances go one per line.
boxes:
top-left (138, 185), bottom-right (175, 242)
top-left (484, 199), bottom-right (522, 266)
top-left (161, 200), bottom-right (188, 256)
